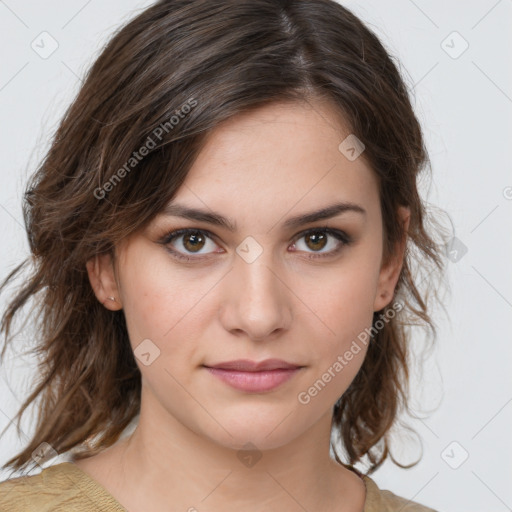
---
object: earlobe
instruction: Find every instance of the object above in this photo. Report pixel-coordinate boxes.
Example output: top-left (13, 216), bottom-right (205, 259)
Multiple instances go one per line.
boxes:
top-left (85, 252), bottom-right (122, 310)
top-left (373, 206), bottom-right (410, 312)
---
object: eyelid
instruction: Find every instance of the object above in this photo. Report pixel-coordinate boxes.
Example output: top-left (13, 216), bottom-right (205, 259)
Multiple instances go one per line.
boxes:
top-left (159, 227), bottom-right (219, 247)
top-left (292, 226), bottom-right (350, 243)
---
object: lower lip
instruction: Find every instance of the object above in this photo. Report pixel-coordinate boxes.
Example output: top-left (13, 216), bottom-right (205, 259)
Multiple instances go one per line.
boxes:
top-left (204, 367), bottom-right (301, 392)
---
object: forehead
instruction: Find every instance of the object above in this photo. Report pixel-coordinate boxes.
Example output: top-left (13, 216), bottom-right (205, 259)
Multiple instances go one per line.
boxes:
top-left (167, 99), bottom-right (380, 229)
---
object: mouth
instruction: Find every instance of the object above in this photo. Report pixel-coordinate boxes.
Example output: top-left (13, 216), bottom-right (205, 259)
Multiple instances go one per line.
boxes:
top-left (203, 359), bottom-right (304, 392)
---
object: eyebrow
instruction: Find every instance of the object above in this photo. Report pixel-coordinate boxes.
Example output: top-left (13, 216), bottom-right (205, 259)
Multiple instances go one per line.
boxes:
top-left (159, 201), bottom-right (366, 232)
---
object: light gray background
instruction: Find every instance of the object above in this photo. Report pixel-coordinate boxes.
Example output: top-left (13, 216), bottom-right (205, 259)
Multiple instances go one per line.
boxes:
top-left (0, 1), bottom-right (511, 511)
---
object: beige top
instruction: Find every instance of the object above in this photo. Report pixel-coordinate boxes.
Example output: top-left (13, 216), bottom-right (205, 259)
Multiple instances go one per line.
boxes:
top-left (0, 462), bottom-right (438, 511)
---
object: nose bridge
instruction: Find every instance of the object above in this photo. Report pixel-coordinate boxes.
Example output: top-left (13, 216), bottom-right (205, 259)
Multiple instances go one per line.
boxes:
top-left (220, 243), bottom-right (292, 339)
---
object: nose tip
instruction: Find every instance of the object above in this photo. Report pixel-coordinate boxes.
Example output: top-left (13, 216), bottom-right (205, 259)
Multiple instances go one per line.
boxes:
top-left (218, 256), bottom-right (293, 341)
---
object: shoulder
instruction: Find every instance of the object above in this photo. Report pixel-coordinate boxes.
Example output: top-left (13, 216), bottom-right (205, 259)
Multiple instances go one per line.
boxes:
top-left (0, 462), bottom-right (126, 512)
top-left (363, 475), bottom-right (439, 512)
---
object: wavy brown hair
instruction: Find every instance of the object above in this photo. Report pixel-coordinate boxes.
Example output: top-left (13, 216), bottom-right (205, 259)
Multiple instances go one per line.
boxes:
top-left (0, 0), bottom-right (449, 475)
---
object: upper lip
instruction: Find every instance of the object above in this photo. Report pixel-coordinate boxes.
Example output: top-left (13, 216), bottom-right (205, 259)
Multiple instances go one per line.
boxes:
top-left (205, 359), bottom-right (302, 372)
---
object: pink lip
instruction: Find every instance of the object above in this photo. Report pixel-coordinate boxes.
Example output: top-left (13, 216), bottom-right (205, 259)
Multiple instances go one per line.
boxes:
top-left (204, 359), bottom-right (303, 392)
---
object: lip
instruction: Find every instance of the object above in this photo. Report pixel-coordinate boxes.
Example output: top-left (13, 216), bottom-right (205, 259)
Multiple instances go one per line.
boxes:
top-left (203, 359), bottom-right (303, 392)
top-left (206, 358), bottom-right (301, 372)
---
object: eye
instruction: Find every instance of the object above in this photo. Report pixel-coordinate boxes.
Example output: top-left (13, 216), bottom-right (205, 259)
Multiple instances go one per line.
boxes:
top-left (158, 226), bottom-right (352, 262)
top-left (290, 227), bottom-right (351, 259)
top-left (160, 228), bottom-right (220, 261)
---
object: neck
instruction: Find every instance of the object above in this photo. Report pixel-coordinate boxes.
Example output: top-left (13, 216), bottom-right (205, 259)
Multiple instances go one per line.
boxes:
top-left (76, 386), bottom-right (366, 512)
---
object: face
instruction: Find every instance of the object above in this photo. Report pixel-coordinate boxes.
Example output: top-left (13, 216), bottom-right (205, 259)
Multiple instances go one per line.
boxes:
top-left (87, 98), bottom-right (408, 452)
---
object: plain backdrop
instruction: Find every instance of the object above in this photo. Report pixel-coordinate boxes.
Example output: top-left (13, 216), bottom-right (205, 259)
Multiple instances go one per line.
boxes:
top-left (0, 1), bottom-right (511, 511)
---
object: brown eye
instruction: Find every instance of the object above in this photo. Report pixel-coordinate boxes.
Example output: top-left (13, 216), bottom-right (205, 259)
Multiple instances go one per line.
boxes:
top-left (291, 228), bottom-right (351, 259)
top-left (182, 231), bottom-right (206, 253)
top-left (160, 226), bottom-right (351, 262)
top-left (304, 231), bottom-right (328, 251)
top-left (161, 228), bottom-right (219, 260)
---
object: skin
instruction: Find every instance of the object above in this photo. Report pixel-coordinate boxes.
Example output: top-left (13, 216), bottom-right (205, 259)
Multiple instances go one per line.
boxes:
top-left (79, 98), bottom-right (410, 512)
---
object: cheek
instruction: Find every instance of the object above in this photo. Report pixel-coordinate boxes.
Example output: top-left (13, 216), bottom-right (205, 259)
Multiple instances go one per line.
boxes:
top-left (119, 269), bottom-right (168, 346)
top-left (306, 257), bottom-right (379, 340)
top-left (298, 256), bottom-right (379, 391)
top-left (119, 252), bottom-right (216, 367)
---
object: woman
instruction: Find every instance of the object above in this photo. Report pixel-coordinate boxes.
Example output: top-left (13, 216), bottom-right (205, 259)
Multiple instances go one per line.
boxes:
top-left (0, 0), bottom-right (447, 510)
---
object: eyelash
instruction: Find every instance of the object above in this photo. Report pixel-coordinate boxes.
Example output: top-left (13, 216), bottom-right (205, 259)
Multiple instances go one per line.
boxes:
top-left (158, 227), bottom-right (352, 262)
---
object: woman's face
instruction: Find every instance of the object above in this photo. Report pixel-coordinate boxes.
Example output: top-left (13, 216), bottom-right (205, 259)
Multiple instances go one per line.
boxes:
top-left (88, 99), bottom-right (407, 452)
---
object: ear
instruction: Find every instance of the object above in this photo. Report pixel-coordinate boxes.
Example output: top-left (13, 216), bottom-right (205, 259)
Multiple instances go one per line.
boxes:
top-left (86, 251), bottom-right (122, 310)
top-left (373, 206), bottom-right (410, 312)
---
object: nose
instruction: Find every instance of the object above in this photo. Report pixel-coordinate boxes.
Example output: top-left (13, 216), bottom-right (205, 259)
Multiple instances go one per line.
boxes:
top-left (218, 249), bottom-right (293, 341)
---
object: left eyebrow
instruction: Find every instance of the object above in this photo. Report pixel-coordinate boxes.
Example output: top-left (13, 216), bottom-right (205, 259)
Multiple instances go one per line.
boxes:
top-left (158, 201), bottom-right (366, 232)
top-left (281, 201), bottom-right (366, 230)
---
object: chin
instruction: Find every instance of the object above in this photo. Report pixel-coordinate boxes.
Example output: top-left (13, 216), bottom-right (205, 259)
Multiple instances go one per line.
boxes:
top-left (199, 410), bottom-right (313, 453)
